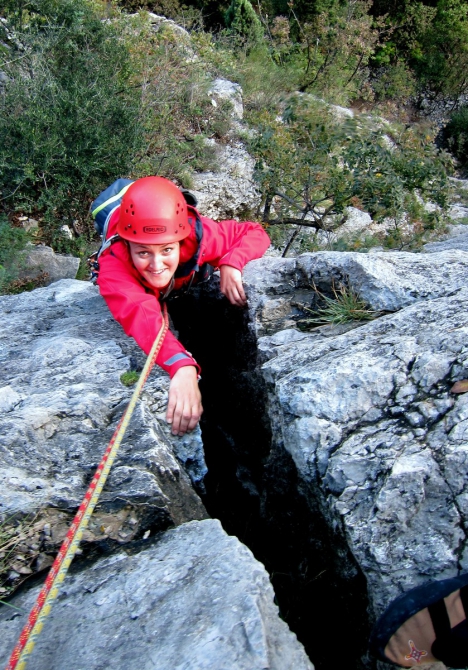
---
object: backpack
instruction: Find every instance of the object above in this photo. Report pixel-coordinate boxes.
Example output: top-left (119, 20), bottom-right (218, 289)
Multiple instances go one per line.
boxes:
top-left (88, 179), bottom-right (210, 290)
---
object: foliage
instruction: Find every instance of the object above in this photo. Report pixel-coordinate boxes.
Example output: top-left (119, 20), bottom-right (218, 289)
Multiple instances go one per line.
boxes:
top-left (0, 0), bottom-right (141, 241)
top-left (409, 0), bottom-right (468, 102)
top-left (0, 217), bottom-right (32, 293)
top-left (234, 46), bottom-right (301, 113)
top-left (294, 1), bottom-right (383, 102)
top-left (0, 513), bottom-right (38, 600)
top-left (116, 0), bottom-right (182, 19)
top-left (117, 0), bottom-right (468, 106)
top-left (370, 61), bottom-right (417, 102)
top-left (0, 0), bottom-right (458, 284)
top-left (443, 105), bottom-right (468, 166)
top-left (127, 15), bottom-right (233, 186)
top-left (369, 0), bottom-right (468, 104)
top-left (300, 280), bottom-right (379, 327)
top-left (329, 231), bottom-right (383, 252)
top-left (247, 96), bottom-right (452, 255)
top-left (0, 2), bottom-right (233, 259)
top-left (224, 0), bottom-right (264, 47)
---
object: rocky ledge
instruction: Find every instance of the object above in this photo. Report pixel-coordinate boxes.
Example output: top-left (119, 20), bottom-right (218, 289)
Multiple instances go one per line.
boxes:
top-left (0, 520), bottom-right (312, 670)
top-left (164, 244), bottom-right (468, 669)
top-left (239, 247), bottom-right (468, 651)
top-left (0, 279), bottom-right (311, 669)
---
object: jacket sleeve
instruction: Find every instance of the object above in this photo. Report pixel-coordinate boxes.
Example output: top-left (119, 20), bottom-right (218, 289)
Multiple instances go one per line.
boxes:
top-left (199, 217), bottom-right (270, 271)
top-left (97, 250), bottom-right (200, 378)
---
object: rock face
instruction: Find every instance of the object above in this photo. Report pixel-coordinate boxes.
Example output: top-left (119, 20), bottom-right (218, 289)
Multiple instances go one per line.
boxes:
top-left (241, 244), bottom-right (468, 617)
top-left (0, 279), bottom-right (207, 572)
top-left (192, 140), bottom-right (259, 220)
top-left (0, 279), bottom-right (313, 670)
top-left (0, 519), bottom-right (313, 670)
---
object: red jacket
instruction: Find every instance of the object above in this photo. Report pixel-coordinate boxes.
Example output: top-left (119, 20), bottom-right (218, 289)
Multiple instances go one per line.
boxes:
top-left (97, 205), bottom-right (270, 377)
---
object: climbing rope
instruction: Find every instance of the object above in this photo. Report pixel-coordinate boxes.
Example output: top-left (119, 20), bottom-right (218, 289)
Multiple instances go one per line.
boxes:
top-left (5, 303), bottom-right (169, 670)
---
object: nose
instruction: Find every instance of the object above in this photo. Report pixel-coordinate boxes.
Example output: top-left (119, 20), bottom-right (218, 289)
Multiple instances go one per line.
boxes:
top-left (149, 252), bottom-right (164, 271)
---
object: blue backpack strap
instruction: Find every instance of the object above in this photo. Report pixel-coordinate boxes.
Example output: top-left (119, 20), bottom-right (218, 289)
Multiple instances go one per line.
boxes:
top-left (88, 179), bottom-right (133, 284)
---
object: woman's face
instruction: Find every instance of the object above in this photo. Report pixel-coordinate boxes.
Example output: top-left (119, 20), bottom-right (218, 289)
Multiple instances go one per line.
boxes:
top-left (129, 241), bottom-right (180, 289)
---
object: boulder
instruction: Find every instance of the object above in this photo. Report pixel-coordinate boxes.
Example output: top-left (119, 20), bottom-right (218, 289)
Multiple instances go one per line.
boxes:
top-left (19, 244), bottom-right (80, 285)
top-left (242, 251), bottom-right (468, 616)
top-left (0, 519), bottom-right (314, 670)
top-left (0, 279), bottom-right (207, 588)
top-left (208, 78), bottom-right (244, 120)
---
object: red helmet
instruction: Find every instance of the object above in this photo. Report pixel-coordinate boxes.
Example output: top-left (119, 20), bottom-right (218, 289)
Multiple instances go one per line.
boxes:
top-left (117, 176), bottom-right (190, 244)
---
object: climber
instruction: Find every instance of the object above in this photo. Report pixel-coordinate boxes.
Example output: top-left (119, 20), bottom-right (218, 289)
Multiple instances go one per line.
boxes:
top-left (370, 572), bottom-right (468, 668)
top-left (95, 176), bottom-right (270, 438)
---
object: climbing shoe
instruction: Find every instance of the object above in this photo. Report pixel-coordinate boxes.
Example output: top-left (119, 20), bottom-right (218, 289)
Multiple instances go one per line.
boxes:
top-left (369, 573), bottom-right (468, 667)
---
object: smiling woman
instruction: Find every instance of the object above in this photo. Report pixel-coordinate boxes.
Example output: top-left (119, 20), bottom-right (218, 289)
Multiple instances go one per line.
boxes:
top-left (129, 242), bottom-right (181, 290)
top-left (95, 176), bottom-right (270, 437)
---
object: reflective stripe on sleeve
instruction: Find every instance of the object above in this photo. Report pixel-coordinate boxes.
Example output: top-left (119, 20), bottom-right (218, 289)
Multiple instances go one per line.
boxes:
top-left (164, 352), bottom-right (193, 366)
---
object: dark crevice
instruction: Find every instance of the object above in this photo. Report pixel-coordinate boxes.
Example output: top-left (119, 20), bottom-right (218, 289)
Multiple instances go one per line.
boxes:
top-left (168, 282), bottom-right (373, 670)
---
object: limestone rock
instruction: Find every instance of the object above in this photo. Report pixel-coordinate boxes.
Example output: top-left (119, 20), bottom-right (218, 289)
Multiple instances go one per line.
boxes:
top-left (449, 203), bottom-right (468, 221)
top-left (0, 279), bottom-right (207, 567)
top-left (0, 519), bottom-right (314, 670)
top-left (19, 244), bottom-right (80, 285)
top-left (423, 223), bottom-right (468, 253)
top-left (424, 231), bottom-right (468, 253)
top-left (335, 206), bottom-right (373, 236)
top-left (192, 141), bottom-right (259, 220)
top-left (244, 250), bottom-right (468, 327)
top-left (144, 12), bottom-right (190, 40)
top-left (243, 252), bottom-right (468, 616)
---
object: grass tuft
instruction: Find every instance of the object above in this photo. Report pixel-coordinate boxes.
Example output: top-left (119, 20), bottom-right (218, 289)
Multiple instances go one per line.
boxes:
top-left (301, 281), bottom-right (380, 327)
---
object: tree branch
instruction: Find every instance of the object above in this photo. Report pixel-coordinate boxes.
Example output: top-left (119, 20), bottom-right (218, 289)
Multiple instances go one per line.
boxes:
top-left (264, 217), bottom-right (326, 229)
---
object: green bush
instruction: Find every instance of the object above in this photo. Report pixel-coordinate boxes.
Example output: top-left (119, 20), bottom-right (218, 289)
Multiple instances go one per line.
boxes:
top-left (0, 2), bottom-right (234, 256)
top-left (0, 217), bottom-right (32, 293)
top-left (224, 0), bottom-right (264, 47)
top-left (0, 0), bottom-right (141, 240)
top-left (127, 15), bottom-right (234, 183)
top-left (443, 106), bottom-right (468, 166)
top-left (248, 96), bottom-right (452, 255)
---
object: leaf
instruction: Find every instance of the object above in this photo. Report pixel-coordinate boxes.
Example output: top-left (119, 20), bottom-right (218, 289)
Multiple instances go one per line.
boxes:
top-left (450, 380), bottom-right (468, 394)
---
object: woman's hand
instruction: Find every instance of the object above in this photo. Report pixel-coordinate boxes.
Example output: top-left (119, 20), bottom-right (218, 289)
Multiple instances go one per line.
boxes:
top-left (219, 265), bottom-right (247, 306)
top-left (166, 366), bottom-right (203, 436)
